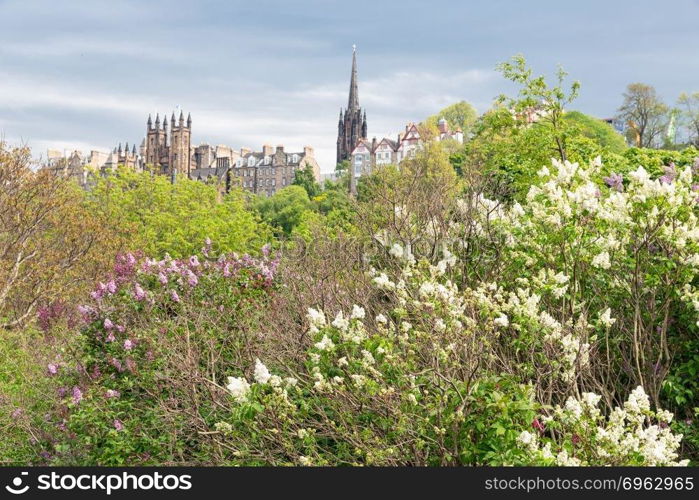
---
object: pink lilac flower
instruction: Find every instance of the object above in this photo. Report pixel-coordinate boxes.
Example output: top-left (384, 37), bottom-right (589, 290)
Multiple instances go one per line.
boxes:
top-left (113, 419), bottom-right (124, 431)
top-left (106, 280), bottom-right (117, 294)
top-left (110, 358), bottom-right (124, 372)
top-left (189, 255), bottom-right (200, 267)
top-left (123, 339), bottom-right (134, 350)
top-left (158, 272), bottom-right (168, 285)
top-left (133, 283), bottom-right (146, 301)
top-left (170, 290), bottom-right (180, 302)
top-left (125, 358), bottom-right (137, 373)
top-left (187, 270), bottom-right (198, 287)
top-left (71, 386), bottom-right (83, 405)
top-left (47, 363), bottom-right (58, 376)
top-left (104, 318), bottom-right (114, 330)
top-left (659, 164), bottom-right (676, 184)
top-left (105, 332), bottom-right (116, 343)
top-left (57, 387), bottom-right (68, 398)
top-left (11, 408), bottom-right (23, 419)
top-left (105, 389), bottom-right (120, 398)
top-left (603, 173), bottom-right (624, 192)
top-left (116, 324), bottom-right (125, 333)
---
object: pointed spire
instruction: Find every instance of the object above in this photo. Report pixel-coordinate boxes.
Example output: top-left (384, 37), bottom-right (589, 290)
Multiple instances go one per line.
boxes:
top-left (155, 113), bottom-right (160, 126)
top-left (171, 112), bottom-right (176, 126)
top-left (132, 144), bottom-right (136, 154)
top-left (147, 114), bottom-right (152, 128)
top-left (118, 142), bottom-right (122, 153)
top-left (348, 45), bottom-right (359, 112)
top-left (187, 112), bottom-right (191, 127)
top-left (125, 142), bottom-right (129, 153)
top-left (179, 110), bottom-right (184, 125)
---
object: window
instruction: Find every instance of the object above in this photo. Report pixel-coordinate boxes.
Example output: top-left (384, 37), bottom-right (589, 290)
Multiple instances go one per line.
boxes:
top-left (264, 156), bottom-right (270, 165)
top-left (248, 157), bottom-right (255, 166)
top-left (355, 155), bottom-right (362, 164)
top-left (292, 154), bottom-right (298, 163)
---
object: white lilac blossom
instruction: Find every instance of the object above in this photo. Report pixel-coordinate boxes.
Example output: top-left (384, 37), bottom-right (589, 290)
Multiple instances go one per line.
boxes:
top-left (254, 358), bottom-right (271, 384)
top-left (350, 305), bottom-right (366, 320)
top-left (226, 376), bottom-right (251, 403)
top-left (314, 335), bottom-right (335, 351)
top-left (599, 308), bottom-right (616, 328)
top-left (521, 386), bottom-right (686, 466)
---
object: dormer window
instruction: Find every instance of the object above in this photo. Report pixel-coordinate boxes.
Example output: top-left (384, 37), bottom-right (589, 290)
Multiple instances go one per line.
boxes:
top-left (265, 156), bottom-right (270, 165)
top-left (292, 154), bottom-right (298, 163)
top-left (248, 157), bottom-right (255, 167)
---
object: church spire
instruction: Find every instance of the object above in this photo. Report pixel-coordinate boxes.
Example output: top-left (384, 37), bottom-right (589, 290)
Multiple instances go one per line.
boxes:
top-left (347, 45), bottom-right (359, 112)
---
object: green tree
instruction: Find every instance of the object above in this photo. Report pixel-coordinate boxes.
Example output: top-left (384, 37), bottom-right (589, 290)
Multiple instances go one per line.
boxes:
top-left (254, 185), bottom-right (313, 235)
top-left (496, 54), bottom-right (581, 162)
top-left (425, 100), bottom-right (478, 136)
top-left (292, 164), bottom-right (321, 198)
top-left (616, 83), bottom-right (669, 148)
top-left (563, 111), bottom-right (627, 153)
top-left (88, 168), bottom-right (270, 258)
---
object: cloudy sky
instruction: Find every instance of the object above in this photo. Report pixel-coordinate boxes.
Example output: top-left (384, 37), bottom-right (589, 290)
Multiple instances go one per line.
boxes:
top-left (1, 0), bottom-right (698, 171)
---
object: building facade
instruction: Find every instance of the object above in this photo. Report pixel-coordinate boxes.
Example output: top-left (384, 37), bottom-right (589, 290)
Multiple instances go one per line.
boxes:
top-left (350, 119), bottom-right (464, 178)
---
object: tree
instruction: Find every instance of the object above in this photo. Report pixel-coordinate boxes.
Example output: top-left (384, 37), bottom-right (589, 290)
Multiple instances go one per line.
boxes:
top-left (254, 185), bottom-right (312, 235)
top-left (87, 168), bottom-right (270, 258)
top-left (0, 142), bottom-right (118, 329)
top-left (496, 55), bottom-right (580, 162)
top-left (563, 111), bottom-right (627, 153)
top-left (425, 101), bottom-right (478, 136)
top-left (616, 83), bottom-right (669, 148)
top-left (678, 92), bottom-right (699, 147)
top-left (292, 164), bottom-right (321, 198)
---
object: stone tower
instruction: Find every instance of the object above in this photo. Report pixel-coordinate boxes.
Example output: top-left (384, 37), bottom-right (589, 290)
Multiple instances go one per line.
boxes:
top-left (145, 113), bottom-right (167, 169)
top-left (144, 111), bottom-right (192, 178)
top-left (169, 111), bottom-right (192, 178)
top-left (336, 46), bottom-right (367, 167)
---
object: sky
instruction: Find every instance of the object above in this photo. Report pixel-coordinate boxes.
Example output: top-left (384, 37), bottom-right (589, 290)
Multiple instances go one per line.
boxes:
top-left (1, 0), bottom-right (698, 172)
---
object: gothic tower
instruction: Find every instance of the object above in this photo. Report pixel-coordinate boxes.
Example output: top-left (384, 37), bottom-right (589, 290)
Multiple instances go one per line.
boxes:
top-left (336, 46), bottom-right (367, 167)
top-left (169, 111), bottom-right (192, 178)
top-left (145, 113), bottom-right (167, 169)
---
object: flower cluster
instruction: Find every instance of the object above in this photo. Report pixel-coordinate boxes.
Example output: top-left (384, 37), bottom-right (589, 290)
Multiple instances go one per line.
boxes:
top-left (519, 386), bottom-right (687, 466)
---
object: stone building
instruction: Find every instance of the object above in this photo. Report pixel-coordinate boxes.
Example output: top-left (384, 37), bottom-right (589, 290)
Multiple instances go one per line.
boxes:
top-left (104, 142), bottom-right (140, 170)
top-left (143, 111), bottom-right (192, 179)
top-left (349, 119), bottom-right (463, 178)
top-left (336, 46), bottom-right (367, 167)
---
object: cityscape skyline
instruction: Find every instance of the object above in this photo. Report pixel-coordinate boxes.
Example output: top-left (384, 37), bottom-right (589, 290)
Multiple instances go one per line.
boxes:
top-left (1, 0), bottom-right (698, 172)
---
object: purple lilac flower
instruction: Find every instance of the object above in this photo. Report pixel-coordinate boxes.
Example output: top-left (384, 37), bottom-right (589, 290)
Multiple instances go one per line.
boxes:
top-left (125, 358), bottom-right (137, 373)
top-left (603, 173), bottom-right (624, 192)
top-left (170, 290), bottom-right (180, 302)
top-left (71, 386), bottom-right (83, 405)
top-left (104, 318), bottom-right (114, 330)
top-left (47, 363), bottom-right (58, 376)
top-left (11, 408), bottom-right (23, 419)
top-left (158, 272), bottom-right (168, 285)
top-left (133, 283), bottom-right (146, 301)
top-left (57, 387), bottom-right (68, 398)
top-left (106, 280), bottom-right (117, 294)
top-left (659, 164), bottom-right (676, 184)
top-left (116, 324), bottom-right (125, 333)
top-left (105, 389), bottom-right (120, 398)
top-left (110, 358), bottom-right (124, 372)
top-left (123, 339), bottom-right (134, 350)
top-left (113, 419), bottom-right (124, 431)
top-left (189, 255), bottom-right (200, 267)
top-left (186, 270), bottom-right (198, 287)
top-left (105, 332), bottom-right (116, 343)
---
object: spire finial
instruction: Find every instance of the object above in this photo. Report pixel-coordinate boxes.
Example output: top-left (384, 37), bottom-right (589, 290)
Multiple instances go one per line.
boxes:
top-left (348, 46), bottom-right (359, 111)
